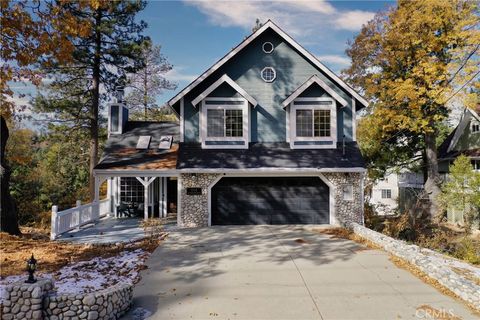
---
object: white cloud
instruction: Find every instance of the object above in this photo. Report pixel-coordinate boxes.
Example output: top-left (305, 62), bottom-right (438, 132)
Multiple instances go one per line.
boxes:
top-left (334, 10), bottom-right (375, 31)
top-left (317, 55), bottom-right (351, 67)
top-left (166, 67), bottom-right (198, 82)
top-left (184, 0), bottom-right (375, 37)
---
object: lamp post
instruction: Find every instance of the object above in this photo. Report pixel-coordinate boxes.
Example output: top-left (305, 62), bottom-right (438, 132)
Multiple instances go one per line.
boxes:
top-left (25, 253), bottom-right (37, 284)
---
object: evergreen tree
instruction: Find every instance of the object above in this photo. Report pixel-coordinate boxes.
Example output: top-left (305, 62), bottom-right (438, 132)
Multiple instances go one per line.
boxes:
top-left (38, 0), bottom-right (148, 200)
top-left (125, 41), bottom-right (177, 120)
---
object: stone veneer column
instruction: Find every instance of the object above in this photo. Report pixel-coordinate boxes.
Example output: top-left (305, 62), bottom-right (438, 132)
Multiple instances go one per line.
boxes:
top-left (179, 173), bottom-right (222, 227)
top-left (322, 172), bottom-right (364, 225)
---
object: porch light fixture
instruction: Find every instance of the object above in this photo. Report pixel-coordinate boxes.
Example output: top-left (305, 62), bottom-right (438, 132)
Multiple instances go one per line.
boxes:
top-left (191, 173), bottom-right (197, 180)
top-left (25, 253), bottom-right (37, 284)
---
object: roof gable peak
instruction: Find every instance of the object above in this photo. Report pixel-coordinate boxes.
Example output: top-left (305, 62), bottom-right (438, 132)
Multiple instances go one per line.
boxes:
top-left (168, 20), bottom-right (368, 109)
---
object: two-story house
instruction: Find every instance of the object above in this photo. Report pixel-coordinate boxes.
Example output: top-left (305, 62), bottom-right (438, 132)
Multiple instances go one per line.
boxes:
top-left (94, 20), bottom-right (368, 227)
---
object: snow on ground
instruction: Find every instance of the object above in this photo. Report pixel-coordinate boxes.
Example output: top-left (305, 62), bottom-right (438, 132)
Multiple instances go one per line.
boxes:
top-left (0, 248), bottom-right (150, 303)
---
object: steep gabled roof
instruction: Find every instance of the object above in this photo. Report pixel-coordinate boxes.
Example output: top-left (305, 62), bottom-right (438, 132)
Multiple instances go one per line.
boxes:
top-left (438, 107), bottom-right (480, 160)
top-left (282, 75), bottom-right (348, 108)
top-left (191, 74), bottom-right (258, 107)
top-left (168, 20), bottom-right (368, 109)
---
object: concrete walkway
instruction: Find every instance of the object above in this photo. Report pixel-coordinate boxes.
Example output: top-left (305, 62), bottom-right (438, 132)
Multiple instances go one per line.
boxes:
top-left (126, 226), bottom-right (477, 320)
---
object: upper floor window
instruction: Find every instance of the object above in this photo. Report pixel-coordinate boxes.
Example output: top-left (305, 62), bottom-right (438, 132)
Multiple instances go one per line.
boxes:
top-left (200, 98), bottom-right (249, 149)
top-left (262, 42), bottom-right (274, 54)
top-left (381, 189), bottom-right (392, 199)
top-left (261, 67), bottom-right (276, 82)
top-left (207, 109), bottom-right (243, 137)
top-left (472, 122), bottom-right (480, 133)
top-left (296, 109), bottom-right (331, 137)
top-left (288, 98), bottom-right (337, 149)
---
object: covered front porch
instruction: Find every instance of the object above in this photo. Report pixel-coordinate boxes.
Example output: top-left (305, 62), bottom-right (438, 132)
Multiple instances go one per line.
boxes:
top-left (50, 172), bottom-right (179, 242)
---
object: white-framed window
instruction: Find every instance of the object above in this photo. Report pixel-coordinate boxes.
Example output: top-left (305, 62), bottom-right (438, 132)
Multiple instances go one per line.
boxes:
top-left (343, 185), bottom-right (353, 201)
top-left (381, 189), bottom-right (392, 199)
top-left (200, 97), bottom-right (249, 149)
top-left (262, 42), bottom-right (274, 54)
top-left (288, 97), bottom-right (337, 149)
top-left (472, 160), bottom-right (480, 171)
top-left (471, 122), bottom-right (480, 133)
top-left (261, 67), bottom-right (276, 82)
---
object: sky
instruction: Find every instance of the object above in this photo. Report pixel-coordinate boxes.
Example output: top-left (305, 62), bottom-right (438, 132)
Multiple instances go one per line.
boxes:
top-left (12, 0), bottom-right (395, 127)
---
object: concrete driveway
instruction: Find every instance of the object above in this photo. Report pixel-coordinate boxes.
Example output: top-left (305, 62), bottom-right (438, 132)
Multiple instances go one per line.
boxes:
top-left (126, 226), bottom-right (477, 320)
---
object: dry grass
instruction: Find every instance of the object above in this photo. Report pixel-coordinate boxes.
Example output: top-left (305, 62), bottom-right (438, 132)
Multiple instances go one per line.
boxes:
top-left (389, 255), bottom-right (480, 316)
top-left (314, 227), bottom-right (379, 250)
top-left (0, 227), bottom-right (164, 278)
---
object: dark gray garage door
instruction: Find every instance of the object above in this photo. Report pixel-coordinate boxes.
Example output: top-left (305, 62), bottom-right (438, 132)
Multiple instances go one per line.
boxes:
top-left (211, 177), bottom-right (329, 225)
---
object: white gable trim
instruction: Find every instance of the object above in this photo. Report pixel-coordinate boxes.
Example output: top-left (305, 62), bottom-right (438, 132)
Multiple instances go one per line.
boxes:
top-left (447, 109), bottom-right (472, 153)
top-left (468, 107), bottom-right (480, 122)
top-left (168, 20), bottom-right (368, 108)
top-left (191, 74), bottom-right (257, 107)
top-left (282, 75), bottom-right (348, 108)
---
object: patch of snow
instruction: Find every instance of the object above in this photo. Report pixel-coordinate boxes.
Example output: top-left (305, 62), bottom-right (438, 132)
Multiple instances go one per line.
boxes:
top-left (0, 248), bottom-right (151, 303)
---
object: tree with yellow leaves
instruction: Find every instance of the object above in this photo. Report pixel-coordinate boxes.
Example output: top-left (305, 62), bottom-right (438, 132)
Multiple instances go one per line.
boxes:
top-left (344, 0), bottom-right (479, 218)
top-left (1, 0), bottom-right (86, 234)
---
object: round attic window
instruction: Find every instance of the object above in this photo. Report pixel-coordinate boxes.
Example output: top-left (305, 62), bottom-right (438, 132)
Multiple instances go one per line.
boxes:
top-left (261, 67), bottom-right (276, 82)
top-left (262, 42), bottom-right (274, 54)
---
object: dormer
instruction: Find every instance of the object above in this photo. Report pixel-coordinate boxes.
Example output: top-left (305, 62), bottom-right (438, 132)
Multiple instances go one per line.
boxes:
top-left (191, 74), bottom-right (257, 149)
top-left (283, 75), bottom-right (348, 149)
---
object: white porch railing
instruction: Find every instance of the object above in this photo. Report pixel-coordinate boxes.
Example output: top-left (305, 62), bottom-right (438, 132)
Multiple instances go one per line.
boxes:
top-left (51, 199), bottom-right (110, 240)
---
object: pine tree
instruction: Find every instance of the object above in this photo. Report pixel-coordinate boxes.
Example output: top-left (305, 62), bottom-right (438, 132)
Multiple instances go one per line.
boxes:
top-left (125, 41), bottom-right (177, 120)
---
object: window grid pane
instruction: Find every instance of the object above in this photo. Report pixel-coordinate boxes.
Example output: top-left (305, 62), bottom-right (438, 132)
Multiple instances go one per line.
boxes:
top-left (207, 109), bottom-right (225, 137)
top-left (225, 109), bottom-right (243, 137)
top-left (296, 110), bottom-right (313, 137)
top-left (314, 110), bottom-right (331, 137)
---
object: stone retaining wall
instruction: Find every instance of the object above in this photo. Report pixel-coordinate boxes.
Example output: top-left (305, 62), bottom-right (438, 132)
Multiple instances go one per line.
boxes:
top-left (1, 279), bottom-right (132, 320)
top-left (179, 172), bottom-right (364, 227)
top-left (349, 222), bottom-right (480, 311)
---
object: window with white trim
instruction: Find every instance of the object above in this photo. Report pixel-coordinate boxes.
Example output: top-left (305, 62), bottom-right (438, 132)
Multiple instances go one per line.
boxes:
top-left (289, 98), bottom-right (336, 149)
top-left (471, 122), bottom-right (480, 133)
top-left (472, 160), bottom-right (480, 171)
top-left (381, 189), bottom-right (392, 199)
top-left (201, 98), bottom-right (249, 149)
top-left (262, 42), bottom-right (274, 53)
top-left (207, 109), bottom-right (243, 137)
top-left (261, 67), bottom-right (276, 82)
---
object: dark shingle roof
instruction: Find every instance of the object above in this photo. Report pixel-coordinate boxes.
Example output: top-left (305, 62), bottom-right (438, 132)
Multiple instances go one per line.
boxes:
top-left (438, 126), bottom-right (457, 160)
top-left (177, 142), bottom-right (365, 170)
top-left (95, 121), bottom-right (179, 170)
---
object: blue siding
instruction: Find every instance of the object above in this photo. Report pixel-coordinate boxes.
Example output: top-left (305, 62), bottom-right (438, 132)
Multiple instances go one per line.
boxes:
top-left (183, 28), bottom-right (355, 143)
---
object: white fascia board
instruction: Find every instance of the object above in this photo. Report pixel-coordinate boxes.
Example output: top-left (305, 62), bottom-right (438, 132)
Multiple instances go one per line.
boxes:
top-left (168, 20), bottom-right (368, 109)
top-left (447, 109), bottom-right (471, 153)
top-left (93, 169), bottom-right (179, 177)
top-left (282, 75), bottom-right (348, 108)
top-left (191, 74), bottom-right (257, 107)
top-left (467, 107), bottom-right (480, 122)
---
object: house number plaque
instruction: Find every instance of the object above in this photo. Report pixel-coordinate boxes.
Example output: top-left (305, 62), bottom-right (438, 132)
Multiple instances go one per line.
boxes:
top-left (186, 187), bottom-right (202, 195)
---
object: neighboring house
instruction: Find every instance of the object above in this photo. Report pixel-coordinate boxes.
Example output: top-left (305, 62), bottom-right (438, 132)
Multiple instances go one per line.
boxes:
top-left (438, 106), bottom-right (480, 224)
top-left (93, 20), bottom-right (368, 227)
top-left (438, 106), bottom-right (480, 174)
top-left (370, 171), bottom-right (424, 215)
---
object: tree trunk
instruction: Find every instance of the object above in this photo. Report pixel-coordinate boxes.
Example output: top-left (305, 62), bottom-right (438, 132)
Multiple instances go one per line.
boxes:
top-left (89, 9), bottom-right (101, 201)
top-left (144, 68), bottom-right (148, 121)
top-left (0, 116), bottom-right (21, 235)
top-left (424, 130), bottom-right (442, 220)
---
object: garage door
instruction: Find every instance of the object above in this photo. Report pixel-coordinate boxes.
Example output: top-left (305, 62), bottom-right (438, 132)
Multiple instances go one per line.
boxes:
top-left (211, 177), bottom-right (329, 225)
